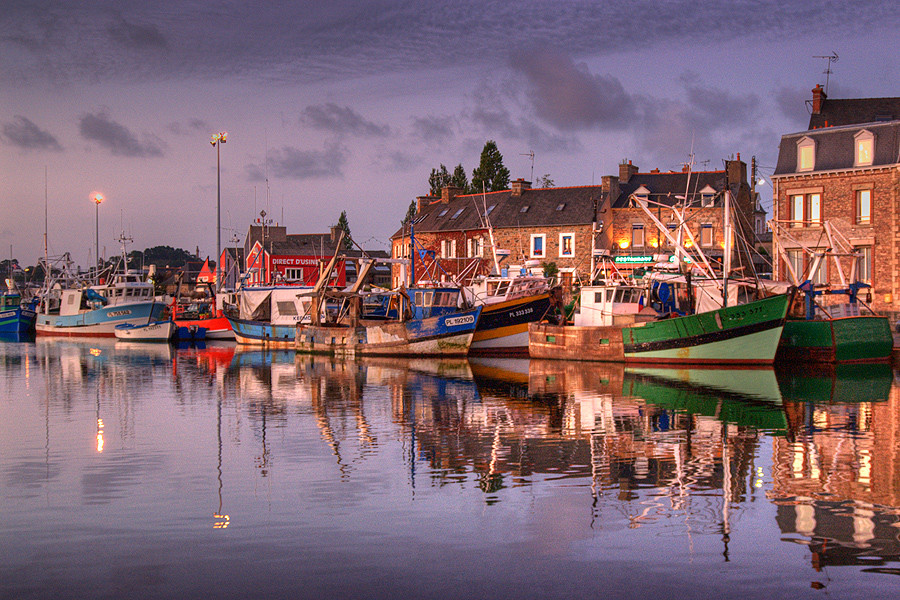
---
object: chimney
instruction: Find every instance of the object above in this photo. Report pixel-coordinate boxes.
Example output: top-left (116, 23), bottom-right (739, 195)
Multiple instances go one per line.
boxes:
top-left (811, 84), bottom-right (826, 115)
top-left (416, 196), bottom-right (430, 213)
top-left (726, 157), bottom-right (747, 187)
top-left (601, 175), bottom-right (619, 207)
top-left (619, 160), bottom-right (638, 183)
top-left (441, 185), bottom-right (461, 204)
top-left (330, 225), bottom-right (340, 243)
top-left (511, 178), bottom-right (531, 197)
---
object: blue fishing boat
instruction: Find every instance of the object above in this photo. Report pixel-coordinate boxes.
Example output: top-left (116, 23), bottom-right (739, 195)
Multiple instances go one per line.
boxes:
top-left (0, 283), bottom-right (37, 335)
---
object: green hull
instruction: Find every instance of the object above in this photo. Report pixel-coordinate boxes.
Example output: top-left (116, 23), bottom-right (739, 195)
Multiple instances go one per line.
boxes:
top-left (623, 293), bottom-right (790, 365)
top-left (777, 315), bottom-right (892, 363)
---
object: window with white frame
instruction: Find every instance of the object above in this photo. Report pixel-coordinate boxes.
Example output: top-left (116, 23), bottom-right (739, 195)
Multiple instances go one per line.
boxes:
top-left (785, 249), bottom-right (804, 283)
top-left (797, 137), bottom-right (815, 171)
top-left (441, 239), bottom-right (456, 258)
top-left (810, 250), bottom-right (828, 286)
top-left (856, 246), bottom-right (872, 283)
top-left (789, 193), bottom-right (822, 227)
top-left (530, 234), bottom-right (545, 258)
top-left (699, 185), bottom-right (716, 207)
top-left (699, 224), bottom-right (713, 247)
top-left (856, 189), bottom-right (871, 225)
top-left (559, 233), bottom-right (574, 257)
top-left (631, 224), bottom-right (644, 248)
top-left (854, 130), bottom-right (874, 167)
top-left (467, 237), bottom-right (483, 258)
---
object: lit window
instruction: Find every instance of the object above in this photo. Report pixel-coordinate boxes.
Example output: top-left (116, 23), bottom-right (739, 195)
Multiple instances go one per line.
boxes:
top-left (797, 137), bottom-right (815, 171)
top-left (856, 190), bottom-right (871, 224)
top-left (789, 193), bottom-right (822, 227)
top-left (631, 224), bottom-right (644, 248)
top-left (700, 224), bottom-right (713, 247)
top-left (785, 249), bottom-right (804, 283)
top-left (559, 233), bottom-right (574, 257)
top-left (855, 131), bottom-right (874, 167)
top-left (811, 250), bottom-right (828, 286)
top-left (856, 246), bottom-right (872, 283)
top-left (530, 234), bottom-right (545, 258)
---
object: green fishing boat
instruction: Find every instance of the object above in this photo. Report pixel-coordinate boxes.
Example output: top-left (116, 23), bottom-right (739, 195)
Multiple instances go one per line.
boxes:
top-left (622, 292), bottom-right (792, 365)
top-left (778, 314), bottom-right (892, 363)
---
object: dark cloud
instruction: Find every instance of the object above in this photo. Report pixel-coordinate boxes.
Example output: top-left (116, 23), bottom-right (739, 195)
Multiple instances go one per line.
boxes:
top-left (509, 46), bottom-right (636, 131)
top-left (2, 116), bottom-right (62, 151)
top-left (167, 118), bottom-right (212, 136)
top-left (301, 104), bottom-right (389, 137)
top-left (411, 115), bottom-right (456, 143)
top-left (773, 86), bottom-right (811, 129)
top-left (266, 143), bottom-right (347, 179)
top-left (106, 15), bottom-right (168, 49)
top-left (79, 111), bottom-right (165, 157)
top-left (679, 72), bottom-right (759, 125)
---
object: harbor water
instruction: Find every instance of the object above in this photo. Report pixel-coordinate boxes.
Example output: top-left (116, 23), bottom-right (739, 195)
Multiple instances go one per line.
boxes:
top-left (1, 338), bottom-right (898, 599)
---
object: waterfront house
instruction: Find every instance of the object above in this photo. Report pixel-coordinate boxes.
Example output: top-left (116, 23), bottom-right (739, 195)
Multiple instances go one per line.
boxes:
top-left (771, 86), bottom-right (900, 313)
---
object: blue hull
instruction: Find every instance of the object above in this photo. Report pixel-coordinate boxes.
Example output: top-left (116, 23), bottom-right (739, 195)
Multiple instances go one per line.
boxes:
top-left (228, 317), bottom-right (297, 347)
top-left (36, 301), bottom-right (166, 337)
top-left (0, 307), bottom-right (36, 334)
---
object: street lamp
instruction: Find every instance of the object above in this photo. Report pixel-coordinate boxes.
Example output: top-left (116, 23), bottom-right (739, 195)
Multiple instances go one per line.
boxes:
top-left (91, 192), bottom-right (104, 279)
top-left (210, 132), bottom-right (227, 295)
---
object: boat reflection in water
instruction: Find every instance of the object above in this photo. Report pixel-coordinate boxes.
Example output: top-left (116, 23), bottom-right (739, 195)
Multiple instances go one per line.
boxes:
top-left (2, 337), bottom-right (899, 598)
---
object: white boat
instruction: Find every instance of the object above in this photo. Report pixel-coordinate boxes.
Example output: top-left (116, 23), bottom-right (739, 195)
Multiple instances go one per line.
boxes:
top-left (114, 320), bottom-right (176, 342)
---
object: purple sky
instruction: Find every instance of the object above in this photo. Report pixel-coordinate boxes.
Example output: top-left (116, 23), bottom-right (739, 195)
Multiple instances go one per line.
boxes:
top-left (2, 0), bottom-right (897, 267)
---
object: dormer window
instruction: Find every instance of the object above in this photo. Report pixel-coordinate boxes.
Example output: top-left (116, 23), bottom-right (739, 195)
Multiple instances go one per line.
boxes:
top-left (699, 185), bottom-right (716, 207)
top-left (632, 185), bottom-right (650, 206)
top-left (797, 137), bottom-right (815, 172)
top-left (854, 130), bottom-right (874, 167)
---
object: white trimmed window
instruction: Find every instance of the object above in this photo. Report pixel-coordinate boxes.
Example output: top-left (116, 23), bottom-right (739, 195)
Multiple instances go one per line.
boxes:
top-left (789, 193), bottom-right (822, 227)
top-left (441, 239), bottom-right (456, 258)
top-left (856, 246), bottom-right (872, 283)
top-left (467, 237), bottom-right (484, 258)
top-left (699, 224), bottom-right (713, 247)
top-left (559, 233), bottom-right (574, 257)
top-left (856, 190), bottom-right (871, 225)
top-left (797, 137), bottom-right (815, 172)
top-left (631, 224), bottom-right (645, 248)
top-left (854, 130), bottom-right (874, 167)
top-left (530, 234), bottom-right (546, 258)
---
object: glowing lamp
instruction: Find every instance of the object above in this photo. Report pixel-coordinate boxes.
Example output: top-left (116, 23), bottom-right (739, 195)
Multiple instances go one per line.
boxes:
top-left (650, 239), bottom-right (659, 248)
top-left (684, 240), bottom-right (693, 248)
top-left (618, 240), bottom-right (629, 249)
top-left (91, 193), bottom-right (104, 205)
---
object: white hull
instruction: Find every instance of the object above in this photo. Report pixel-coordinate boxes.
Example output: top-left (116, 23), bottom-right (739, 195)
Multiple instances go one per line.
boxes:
top-left (115, 321), bottom-right (176, 342)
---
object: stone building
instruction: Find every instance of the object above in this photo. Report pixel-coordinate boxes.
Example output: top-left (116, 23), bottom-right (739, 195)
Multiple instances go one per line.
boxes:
top-left (391, 157), bottom-right (760, 290)
top-left (771, 86), bottom-right (900, 313)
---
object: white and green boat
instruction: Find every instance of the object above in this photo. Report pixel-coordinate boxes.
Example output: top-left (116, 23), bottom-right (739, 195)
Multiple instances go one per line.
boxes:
top-left (621, 292), bottom-right (791, 365)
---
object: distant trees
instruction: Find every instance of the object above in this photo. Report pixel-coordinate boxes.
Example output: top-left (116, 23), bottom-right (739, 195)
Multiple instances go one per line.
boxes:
top-left (336, 210), bottom-right (353, 249)
top-left (470, 140), bottom-right (510, 193)
top-left (426, 140), bottom-right (510, 195)
top-left (537, 174), bottom-right (555, 188)
top-left (132, 246), bottom-right (197, 267)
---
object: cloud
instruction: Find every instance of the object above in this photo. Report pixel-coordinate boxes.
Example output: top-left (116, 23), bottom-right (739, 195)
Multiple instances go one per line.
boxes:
top-left (79, 111), bottom-right (164, 157)
top-left (301, 104), bottom-right (390, 137)
top-left (106, 15), bottom-right (168, 49)
top-left (509, 46), bottom-right (636, 131)
top-left (266, 143), bottom-right (347, 179)
top-left (679, 72), bottom-right (759, 125)
top-left (2, 116), bottom-right (62, 151)
top-left (411, 115), bottom-right (456, 143)
top-left (167, 118), bottom-right (212, 136)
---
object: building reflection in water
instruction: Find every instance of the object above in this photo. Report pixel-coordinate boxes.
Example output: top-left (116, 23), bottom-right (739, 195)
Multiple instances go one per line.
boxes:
top-left (8, 336), bottom-right (898, 578)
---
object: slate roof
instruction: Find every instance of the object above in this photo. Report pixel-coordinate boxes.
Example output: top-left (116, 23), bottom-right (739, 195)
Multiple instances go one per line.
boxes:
top-left (774, 121), bottom-right (900, 175)
top-left (391, 186), bottom-right (603, 238)
top-left (809, 97), bottom-right (900, 129)
top-left (611, 170), bottom-right (732, 208)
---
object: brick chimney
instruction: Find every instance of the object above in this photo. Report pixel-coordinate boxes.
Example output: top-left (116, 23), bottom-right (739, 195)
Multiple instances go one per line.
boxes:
top-left (619, 160), bottom-right (638, 183)
top-left (511, 178), bottom-right (531, 197)
top-left (416, 196), bottom-right (431, 213)
top-left (330, 225), bottom-right (341, 243)
top-left (441, 185), bottom-right (461, 204)
top-left (725, 156), bottom-right (747, 187)
top-left (811, 84), bottom-right (826, 115)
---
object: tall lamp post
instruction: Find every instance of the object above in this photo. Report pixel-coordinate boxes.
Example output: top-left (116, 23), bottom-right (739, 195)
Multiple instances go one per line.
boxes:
top-left (210, 132), bottom-right (227, 296)
top-left (91, 192), bottom-right (104, 280)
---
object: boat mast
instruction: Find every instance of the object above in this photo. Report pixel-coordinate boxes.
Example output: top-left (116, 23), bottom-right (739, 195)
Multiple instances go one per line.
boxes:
top-left (723, 187), bottom-right (732, 307)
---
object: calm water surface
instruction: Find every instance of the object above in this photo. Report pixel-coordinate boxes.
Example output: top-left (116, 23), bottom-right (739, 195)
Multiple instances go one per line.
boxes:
top-left (1, 338), bottom-right (898, 599)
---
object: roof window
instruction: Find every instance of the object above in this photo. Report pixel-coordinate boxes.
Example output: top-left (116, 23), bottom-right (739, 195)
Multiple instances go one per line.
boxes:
top-left (450, 208), bottom-right (465, 219)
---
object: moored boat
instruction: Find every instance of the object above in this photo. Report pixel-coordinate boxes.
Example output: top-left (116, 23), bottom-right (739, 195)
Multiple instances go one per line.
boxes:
top-left (0, 281), bottom-right (37, 335)
top-left (114, 320), bottom-right (176, 342)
